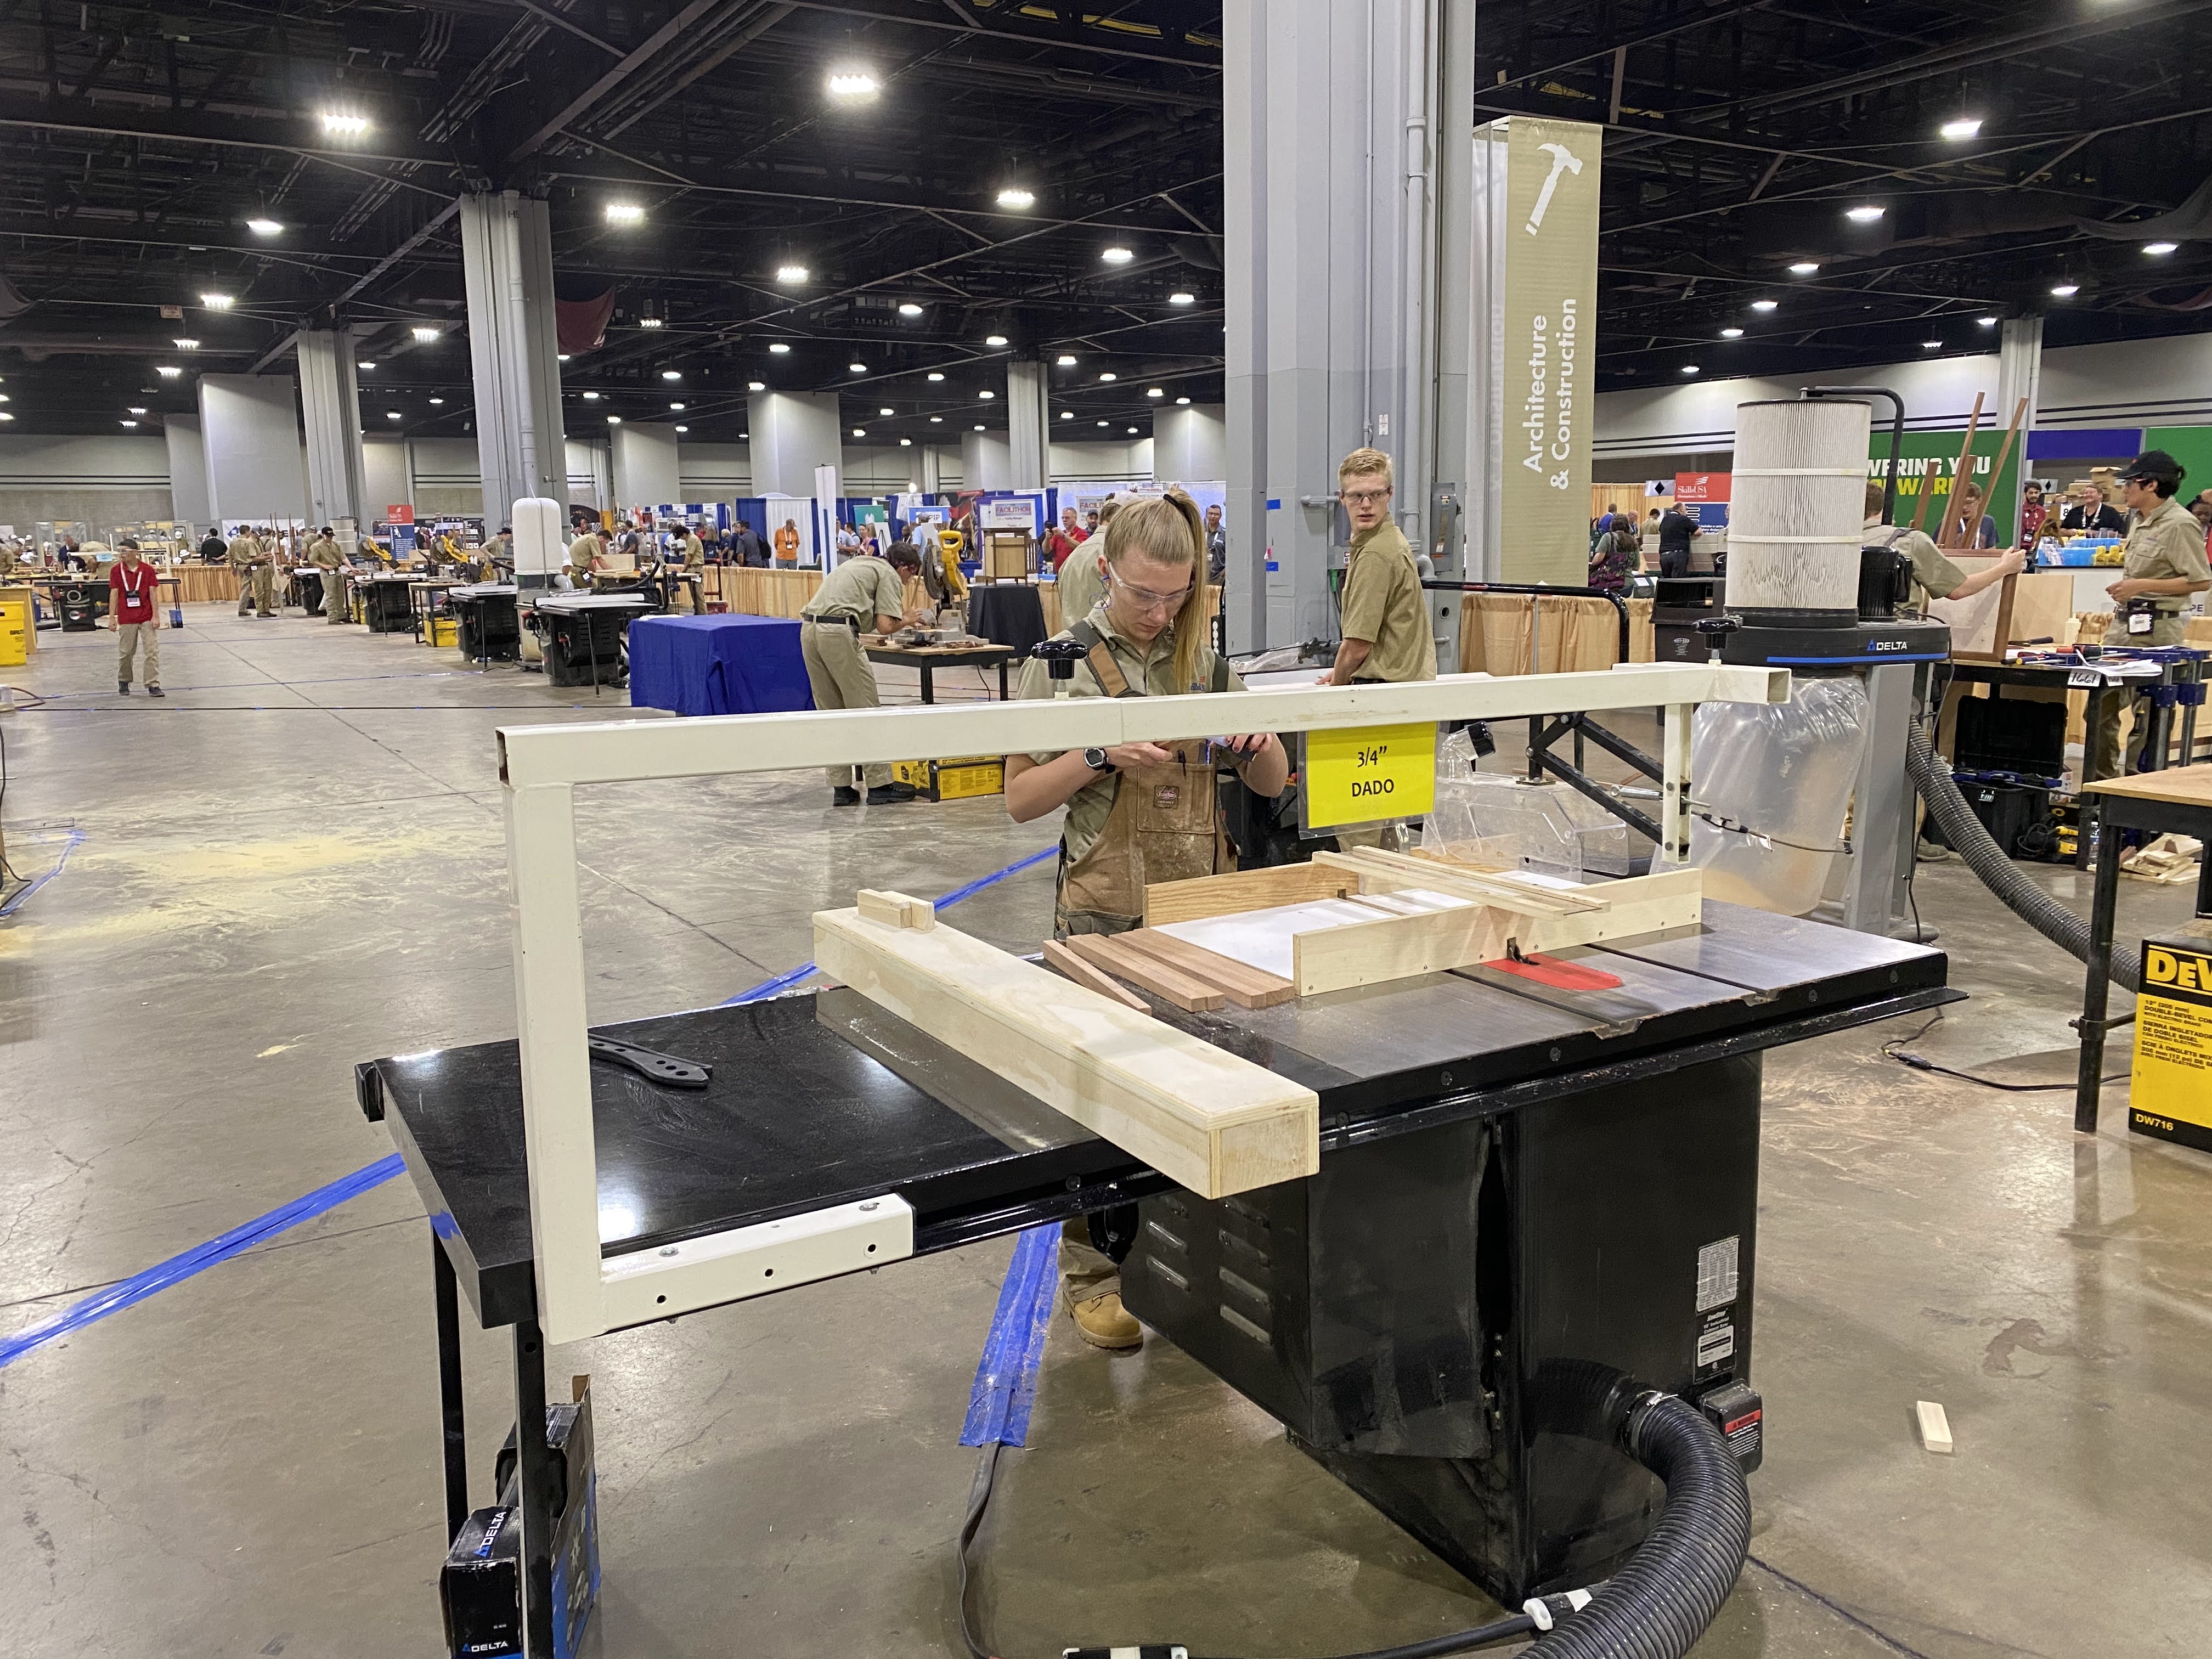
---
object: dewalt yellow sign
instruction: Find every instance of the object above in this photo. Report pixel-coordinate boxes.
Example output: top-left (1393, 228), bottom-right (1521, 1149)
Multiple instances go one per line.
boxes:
top-left (2131, 938), bottom-right (2212, 1154)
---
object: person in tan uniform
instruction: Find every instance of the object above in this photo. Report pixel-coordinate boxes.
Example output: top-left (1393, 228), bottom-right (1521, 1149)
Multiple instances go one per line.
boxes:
top-left (1860, 483), bottom-right (2022, 611)
top-left (2089, 450), bottom-right (2212, 778)
top-left (1006, 491), bottom-right (1289, 1351)
top-left (1052, 493), bottom-right (1136, 633)
top-left (228, 526), bottom-right (274, 618)
top-left (669, 525), bottom-right (706, 613)
top-left (1324, 448), bottom-right (1433, 686)
top-left (306, 526), bottom-right (345, 620)
top-left (799, 542), bottom-right (926, 805)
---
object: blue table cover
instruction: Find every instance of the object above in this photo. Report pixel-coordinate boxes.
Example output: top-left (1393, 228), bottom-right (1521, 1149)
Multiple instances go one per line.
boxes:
top-left (628, 614), bottom-right (814, 716)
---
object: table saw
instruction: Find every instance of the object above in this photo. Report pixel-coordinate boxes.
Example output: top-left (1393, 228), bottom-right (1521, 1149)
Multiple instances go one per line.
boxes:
top-left (358, 896), bottom-right (1951, 1654)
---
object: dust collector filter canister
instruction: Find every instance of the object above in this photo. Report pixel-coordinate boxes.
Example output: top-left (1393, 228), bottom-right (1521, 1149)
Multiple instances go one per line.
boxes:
top-left (1726, 398), bottom-right (1871, 628)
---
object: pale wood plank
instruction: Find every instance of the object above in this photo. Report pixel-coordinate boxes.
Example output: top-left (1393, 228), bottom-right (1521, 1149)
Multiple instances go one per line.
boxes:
top-left (1312, 847), bottom-right (1605, 914)
top-left (1040, 938), bottom-right (1150, 1013)
top-left (1143, 861), bottom-right (1355, 926)
top-left (1062, 932), bottom-right (1229, 1012)
top-left (814, 909), bottom-right (1317, 1197)
top-left (1114, 928), bottom-right (1299, 1009)
top-left (1915, 1400), bottom-right (1954, 1455)
top-left (857, 888), bottom-right (936, 930)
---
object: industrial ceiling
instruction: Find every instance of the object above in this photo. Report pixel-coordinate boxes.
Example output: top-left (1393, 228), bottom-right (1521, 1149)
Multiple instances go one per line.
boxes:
top-left (2, 1), bottom-right (2209, 440)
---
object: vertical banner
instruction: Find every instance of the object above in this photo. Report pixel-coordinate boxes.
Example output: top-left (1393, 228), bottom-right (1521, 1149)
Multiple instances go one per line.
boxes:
top-left (1498, 117), bottom-right (1602, 586)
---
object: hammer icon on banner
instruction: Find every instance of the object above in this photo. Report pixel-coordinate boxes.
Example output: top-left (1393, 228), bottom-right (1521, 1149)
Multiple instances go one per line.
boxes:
top-left (1526, 142), bottom-right (1584, 235)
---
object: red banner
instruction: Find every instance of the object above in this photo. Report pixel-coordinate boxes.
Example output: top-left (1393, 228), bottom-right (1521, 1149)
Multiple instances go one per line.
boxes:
top-left (1673, 472), bottom-right (1731, 504)
top-left (385, 504), bottom-right (415, 524)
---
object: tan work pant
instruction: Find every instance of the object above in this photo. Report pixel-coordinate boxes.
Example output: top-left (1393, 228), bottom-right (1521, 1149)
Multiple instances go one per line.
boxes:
top-left (670, 574), bottom-right (700, 613)
top-left (236, 565), bottom-right (274, 615)
top-left (325, 569), bottom-right (349, 623)
top-left (2087, 615), bottom-right (2186, 780)
top-left (799, 620), bottom-right (890, 788)
top-left (116, 621), bottom-right (160, 688)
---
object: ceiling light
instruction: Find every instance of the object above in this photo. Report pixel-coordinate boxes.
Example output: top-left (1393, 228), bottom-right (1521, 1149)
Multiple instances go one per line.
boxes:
top-left (127, 405), bottom-right (146, 414)
top-left (849, 362), bottom-right (867, 374)
top-left (1681, 364), bottom-right (1700, 375)
top-left (899, 437), bottom-right (912, 447)
top-left (428, 397), bottom-right (444, 405)
top-left (927, 371), bottom-right (945, 382)
top-left (320, 111), bottom-right (369, 137)
top-left (852, 427), bottom-right (867, 437)
top-left (357, 359), bottom-right (375, 369)
top-left (930, 415), bottom-right (943, 422)
top-left (2145, 241), bottom-right (2180, 256)
top-left (200, 292), bottom-right (234, 309)
top-left (1127, 426), bottom-right (1138, 434)
top-left (979, 389), bottom-right (995, 399)
top-left (985, 334), bottom-right (1008, 347)
top-left (1978, 316), bottom-right (1999, 327)
top-left (898, 302), bottom-right (923, 318)
top-left (1939, 117), bottom-right (1982, 140)
top-left (1097, 420), bottom-right (1108, 427)
top-left (120, 419), bottom-right (138, 427)
top-left (604, 202), bottom-right (645, 225)
top-left (878, 406), bottom-right (893, 415)
top-left (1750, 299), bottom-right (1778, 312)
top-left (386, 410), bottom-right (402, 420)
top-left (174, 337), bottom-right (199, 349)
top-left (1788, 262), bottom-right (1820, 275)
top-left (1175, 397), bottom-right (1190, 405)
top-left (246, 218), bottom-right (283, 236)
top-left (156, 365), bottom-right (182, 377)
top-left (1846, 205), bottom-right (1885, 223)
top-left (1922, 339), bottom-right (1942, 349)
top-left (639, 316), bottom-right (664, 329)
top-left (747, 380), bottom-right (766, 391)
top-left (583, 391), bottom-right (600, 400)
top-left (0, 413), bottom-right (12, 422)
top-left (996, 187), bottom-right (1035, 210)
top-left (661, 369), bottom-right (681, 380)
top-left (1056, 353), bottom-right (1077, 366)
top-left (974, 424), bottom-right (985, 431)
top-left (769, 342), bottom-right (792, 354)
top-left (675, 425), bottom-right (689, 433)
top-left (1168, 292), bottom-right (1195, 306)
top-left (1147, 387), bottom-right (1164, 398)
top-left (1060, 410), bottom-right (1074, 419)
top-left (826, 66), bottom-right (880, 99)
top-left (2051, 282), bottom-right (2080, 297)
top-left (775, 264), bottom-right (809, 284)
top-left (1101, 246), bottom-right (1134, 265)
top-left (411, 326), bottom-right (439, 343)
top-left (669, 402), bottom-right (685, 411)
top-left (1720, 327), bottom-right (1744, 338)
top-left (557, 353), bottom-right (571, 362)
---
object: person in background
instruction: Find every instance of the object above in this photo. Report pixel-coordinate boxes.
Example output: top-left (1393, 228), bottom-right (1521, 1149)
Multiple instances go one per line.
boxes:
top-left (307, 526), bottom-right (344, 620)
top-left (798, 543), bottom-right (928, 806)
top-left (1588, 514), bottom-right (1640, 592)
top-left (229, 524), bottom-right (274, 619)
top-left (734, 520), bottom-right (768, 567)
top-left (2062, 482), bottom-right (2126, 536)
top-left (1084, 509), bottom-right (1101, 538)
top-left (669, 522), bottom-right (706, 612)
top-left (1204, 502), bottom-right (1227, 583)
top-left (488, 525), bottom-right (515, 574)
top-left (1043, 506), bottom-right (1084, 572)
top-left (1863, 483), bottom-right (2022, 610)
top-left (1945, 483), bottom-right (1999, 549)
top-left (1324, 449), bottom-right (1432, 686)
top-left (1004, 490), bottom-right (1288, 1353)
top-left (108, 539), bottom-right (163, 697)
top-left (2089, 451), bottom-right (2212, 779)
top-left (568, 519), bottom-right (606, 578)
top-left (2019, 483), bottom-right (2049, 549)
top-left (1655, 501), bottom-right (1698, 577)
top-left (774, 517), bottom-right (800, 565)
top-left (1054, 493), bottom-right (1136, 627)
top-left (1596, 502), bottom-right (1621, 534)
top-left (835, 521), bottom-right (862, 560)
top-left (198, 527), bottom-right (227, 564)
top-left (2190, 490), bottom-right (2212, 562)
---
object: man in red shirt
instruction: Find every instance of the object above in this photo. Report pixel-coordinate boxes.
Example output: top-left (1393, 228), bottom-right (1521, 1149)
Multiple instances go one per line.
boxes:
top-left (1043, 505), bottom-right (1087, 572)
top-left (107, 538), bottom-right (165, 697)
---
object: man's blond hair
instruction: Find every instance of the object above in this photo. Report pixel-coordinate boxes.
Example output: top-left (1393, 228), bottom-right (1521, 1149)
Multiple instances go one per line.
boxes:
top-left (1338, 447), bottom-right (1395, 490)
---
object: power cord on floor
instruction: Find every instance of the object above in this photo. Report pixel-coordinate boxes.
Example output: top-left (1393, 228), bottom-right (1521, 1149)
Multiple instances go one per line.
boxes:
top-left (1881, 1013), bottom-right (2128, 1092)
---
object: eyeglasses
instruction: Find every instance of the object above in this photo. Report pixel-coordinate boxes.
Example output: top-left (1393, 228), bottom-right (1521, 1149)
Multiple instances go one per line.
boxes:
top-left (1109, 569), bottom-right (1193, 613)
top-left (1341, 488), bottom-right (1392, 507)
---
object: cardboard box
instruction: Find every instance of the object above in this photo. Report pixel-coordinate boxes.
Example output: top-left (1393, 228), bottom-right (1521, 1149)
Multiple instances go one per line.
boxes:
top-left (442, 1376), bottom-right (601, 1659)
top-left (893, 755), bottom-right (1005, 801)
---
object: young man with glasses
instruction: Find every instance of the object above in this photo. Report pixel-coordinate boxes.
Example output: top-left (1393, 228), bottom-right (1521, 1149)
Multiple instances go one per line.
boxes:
top-left (1007, 490), bottom-right (1288, 1352)
top-left (1323, 449), bottom-right (1434, 688)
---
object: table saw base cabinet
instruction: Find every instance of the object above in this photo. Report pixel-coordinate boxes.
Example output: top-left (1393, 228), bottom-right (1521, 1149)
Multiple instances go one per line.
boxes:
top-left (1128, 1053), bottom-right (1761, 1606)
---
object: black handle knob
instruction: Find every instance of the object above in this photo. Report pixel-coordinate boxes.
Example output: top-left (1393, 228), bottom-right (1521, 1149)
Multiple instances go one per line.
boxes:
top-left (1034, 637), bottom-right (1088, 680)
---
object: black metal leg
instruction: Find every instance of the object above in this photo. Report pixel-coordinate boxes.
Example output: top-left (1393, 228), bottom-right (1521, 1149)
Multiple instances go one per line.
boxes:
top-left (2075, 814), bottom-right (2126, 1135)
top-left (512, 1317), bottom-right (557, 1659)
top-left (2197, 841), bottom-right (2212, 921)
top-left (2076, 688), bottom-right (2108, 871)
top-left (919, 663), bottom-right (935, 704)
top-left (432, 1232), bottom-right (470, 1543)
top-left (998, 659), bottom-right (1009, 701)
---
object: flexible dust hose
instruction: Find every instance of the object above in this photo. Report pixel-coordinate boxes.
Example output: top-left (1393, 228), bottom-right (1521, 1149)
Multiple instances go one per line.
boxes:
top-left (1905, 724), bottom-right (2141, 994)
top-left (1520, 1394), bottom-right (1751, 1659)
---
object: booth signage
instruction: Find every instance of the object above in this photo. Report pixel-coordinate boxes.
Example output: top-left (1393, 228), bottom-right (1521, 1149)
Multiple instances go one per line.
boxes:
top-left (1304, 723), bottom-right (1438, 830)
top-left (2131, 937), bottom-right (2212, 1154)
top-left (1673, 473), bottom-right (1731, 504)
top-left (1498, 116), bottom-right (1603, 587)
top-left (385, 504), bottom-right (415, 524)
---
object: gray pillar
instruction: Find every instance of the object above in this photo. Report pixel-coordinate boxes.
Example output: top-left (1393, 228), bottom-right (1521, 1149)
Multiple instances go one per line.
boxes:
top-left (1996, 317), bottom-right (2044, 545)
top-left (611, 424), bottom-right (681, 509)
top-left (298, 330), bottom-right (368, 534)
top-left (459, 192), bottom-right (568, 529)
top-left (1224, 0), bottom-right (1448, 652)
top-left (1154, 403), bottom-right (1228, 481)
top-left (747, 391), bottom-right (843, 497)
top-left (1007, 360), bottom-right (1049, 489)
top-left (197, 373), bottom-right (307, 523)
top-left (164, 413), bottom-right (211, 528)
top-left (918, 443), bottom-right (944, 494)
top-left (962, 428), bottom-right (1013, 492)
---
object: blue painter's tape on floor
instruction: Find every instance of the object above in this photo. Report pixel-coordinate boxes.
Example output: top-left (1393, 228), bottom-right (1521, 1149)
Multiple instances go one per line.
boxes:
top-left (0, 827), bottom-right (87, 918)
top-left (960, 1223), bottom-right (1061, 1448)
top-left (719, 843), bottom-right (1057, 1006)
top-left (0, 1153), bottom-right (408, 1370)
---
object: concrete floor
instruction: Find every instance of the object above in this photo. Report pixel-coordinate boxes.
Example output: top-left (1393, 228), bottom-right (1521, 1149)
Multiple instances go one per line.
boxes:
top-left (2, 605), bottom-right (2208, 1658)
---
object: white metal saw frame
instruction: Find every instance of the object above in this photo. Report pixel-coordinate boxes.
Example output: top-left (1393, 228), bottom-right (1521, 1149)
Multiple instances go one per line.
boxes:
top-left (499, 662), bottom-right (1787, 1344)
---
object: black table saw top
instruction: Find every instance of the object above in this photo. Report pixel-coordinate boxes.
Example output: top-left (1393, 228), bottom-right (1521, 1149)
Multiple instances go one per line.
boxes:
top-left (357, 902), bottom-right (1951, 1328)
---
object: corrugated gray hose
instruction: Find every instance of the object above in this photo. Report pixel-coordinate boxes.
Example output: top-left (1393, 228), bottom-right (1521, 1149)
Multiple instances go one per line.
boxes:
top-left (1521, 1394), bottom-right (1751, 1659)
top-left (1905, 723), bottom-right (2141, 994)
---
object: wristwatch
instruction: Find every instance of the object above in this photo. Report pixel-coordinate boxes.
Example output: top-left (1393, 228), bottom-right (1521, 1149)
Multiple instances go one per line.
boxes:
top-left (1082, 747), bottom-right (1116, 773)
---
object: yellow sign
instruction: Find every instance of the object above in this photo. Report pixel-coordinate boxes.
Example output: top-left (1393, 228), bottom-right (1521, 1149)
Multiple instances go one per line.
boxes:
top-left (1305, 723), bottom-right (1437, 830)
top-left (2131, 939), bottom-right (2212, 1154)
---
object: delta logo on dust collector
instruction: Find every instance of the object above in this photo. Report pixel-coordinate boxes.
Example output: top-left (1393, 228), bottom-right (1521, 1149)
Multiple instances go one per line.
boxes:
top-left (1520, 136), bottom-right (1587, 495)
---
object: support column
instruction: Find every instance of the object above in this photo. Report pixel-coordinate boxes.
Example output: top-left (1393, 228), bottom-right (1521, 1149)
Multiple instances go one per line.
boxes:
top-left (298, 329), bottom-right (368, 537)
top-left (196, 374), bottom-right (308, 524)
top-left (611, 424), bottom-right (681, 511)
top-left (918, 443), bottom-right (944, 494)
top-left (1007, 359), bottom-right (1049, 489)
top-left (164, 413), bottom-right (211, 529)
top-left (459, 192), bottom-right (568, 530)
top-left (1996, 317), bottom-right (2044, 545)
top-left (746, 391), bottom-right (842, 498)
top-left (1224, 0), bottom-right (1453, 653)
top-left (1154, 403), bottom-right (1227, 482)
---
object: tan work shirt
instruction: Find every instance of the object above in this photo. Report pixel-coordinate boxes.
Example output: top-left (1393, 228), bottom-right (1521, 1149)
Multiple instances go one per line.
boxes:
top-left (1339, 520), bottom-right (1434, 682)
top-left (679, 533), bottom-right (705, 572)
top-left (568, 533), bottom-right (603, 568)
top-left (1014, 604), bottom-right (1244, 866)
top-left (307, 535), bottom-right (342, 571)
top-left (1864, 518), bottom-right (1964, 607)
top-left (225, 534), bottom-right (265, 570)
top-left (802, 553), bottom-right (906, 625)
top-left (1056, 540), bottom-right (1107, 628)
top-left (2106, 495), bottom-right (2212, 645)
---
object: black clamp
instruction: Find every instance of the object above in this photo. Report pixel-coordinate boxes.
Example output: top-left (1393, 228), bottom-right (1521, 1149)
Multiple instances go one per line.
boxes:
top-left (1034, 636), bottom-right (1089, 684)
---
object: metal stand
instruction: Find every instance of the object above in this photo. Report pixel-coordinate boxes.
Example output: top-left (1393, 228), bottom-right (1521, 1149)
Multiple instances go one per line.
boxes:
top-left (1839, 663), bottom-right (1922, 938)
top-left (433, 1233), bottom-right (470, 1543)
top-left (512, 1317), bottom-right (558, 1659)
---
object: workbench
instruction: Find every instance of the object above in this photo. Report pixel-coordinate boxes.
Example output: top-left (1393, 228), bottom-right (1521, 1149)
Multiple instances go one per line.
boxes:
top-left (524, 591), bottom-right (648, 689)
top-left (357, 900), bottom-right (1951, 1655)
top-left (2073, 762), bottom-right (2212, 1132)
top-left (862, 635), bottom-right (1020, 702)
top-left (448, 583), bottom-right (520, 663)
top-left (408, 578), bottom-right (462, 644)
top-left (358, 573), bottom-right (419, 634)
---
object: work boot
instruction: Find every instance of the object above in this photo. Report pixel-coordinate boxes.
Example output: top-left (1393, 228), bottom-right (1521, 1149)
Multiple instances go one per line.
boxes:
top-left (147, 686), bottom-right (165, 698)
top-left (865, 783), bottom-right (912, 805)
top-left (832, 786), bottom-right (861, 806)
top-left (118, 680), bottom-right (130, 694)
top-left (1915, 839), bottom-right (1951, 863)
top-left (1069, 1291), bottom-right (1142, 1351)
